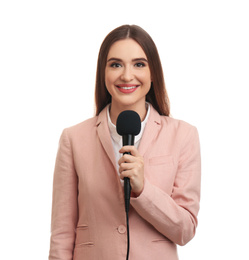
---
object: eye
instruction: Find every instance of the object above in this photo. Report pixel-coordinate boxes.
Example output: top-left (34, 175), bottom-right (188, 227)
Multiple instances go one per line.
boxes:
top-left (135, 62), bottom-right (146, 68)
top-left (110, 62), bottom-right (122, 68)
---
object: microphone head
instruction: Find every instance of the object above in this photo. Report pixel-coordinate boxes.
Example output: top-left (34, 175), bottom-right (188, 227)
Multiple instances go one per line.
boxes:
top-left (116, 110), bottom-right (141, 136)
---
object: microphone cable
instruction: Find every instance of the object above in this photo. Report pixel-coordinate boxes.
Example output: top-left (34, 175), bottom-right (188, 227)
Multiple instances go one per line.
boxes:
top-left (126, 209), bottom-right (130, 260)
top-left (124, 176), bottom-right (131, 260)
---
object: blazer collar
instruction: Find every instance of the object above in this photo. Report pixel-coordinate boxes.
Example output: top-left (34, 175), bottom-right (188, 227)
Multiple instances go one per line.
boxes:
top-left (96, 106), bottom-right (117, 171)
top-left (138, 104), bottom-right (162, 156)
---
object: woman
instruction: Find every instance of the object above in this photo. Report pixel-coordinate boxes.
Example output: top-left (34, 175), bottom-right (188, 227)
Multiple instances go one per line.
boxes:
top-left (49, 25), bottom-right (201, 260)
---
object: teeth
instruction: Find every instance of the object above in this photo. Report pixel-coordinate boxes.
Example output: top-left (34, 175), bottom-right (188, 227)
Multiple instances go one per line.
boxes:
top-left (120, 86), bottom-right (137, 90)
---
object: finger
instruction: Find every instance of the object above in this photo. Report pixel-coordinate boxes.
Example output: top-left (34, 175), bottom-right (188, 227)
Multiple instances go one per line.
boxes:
top-left (119, 146), bottom-right (140, 157)
top-left (119, 169), bottom-right (133, 180)
top-left (118, 154), bottom-right (136, 165)
top-left (119, 162), bottom-right (135, 174)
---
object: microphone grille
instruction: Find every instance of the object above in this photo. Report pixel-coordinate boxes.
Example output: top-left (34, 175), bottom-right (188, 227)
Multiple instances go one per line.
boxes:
top-left (116, 110), bottom-right (141, 136)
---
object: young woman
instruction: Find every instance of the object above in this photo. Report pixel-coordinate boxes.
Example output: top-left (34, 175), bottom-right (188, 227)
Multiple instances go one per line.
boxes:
top-left (49, 25), bottom-right (201, 260)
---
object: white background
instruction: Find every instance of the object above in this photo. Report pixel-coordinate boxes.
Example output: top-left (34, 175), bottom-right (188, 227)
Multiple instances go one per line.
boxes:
top-left (1, 0), bottom-right (249, 259)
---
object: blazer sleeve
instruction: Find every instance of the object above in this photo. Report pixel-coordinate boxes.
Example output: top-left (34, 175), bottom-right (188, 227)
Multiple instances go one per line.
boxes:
top-left (131, 126), bottom-right (201, 246)
top-left (49, 129), bottom-right (78, 260)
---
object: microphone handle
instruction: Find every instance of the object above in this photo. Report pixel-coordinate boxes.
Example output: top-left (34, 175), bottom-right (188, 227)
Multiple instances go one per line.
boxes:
top-left (122, 135), bottom-right (134, 213)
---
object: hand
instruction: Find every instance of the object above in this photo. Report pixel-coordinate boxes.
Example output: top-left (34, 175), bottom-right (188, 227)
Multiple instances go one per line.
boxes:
top-left (118, 146), bottom-right (144, 197)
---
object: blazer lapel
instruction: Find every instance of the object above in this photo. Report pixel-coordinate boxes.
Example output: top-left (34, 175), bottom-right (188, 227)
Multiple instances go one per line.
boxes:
top-left (96, 106), bottom-right (117, 172)
top-left (138, 105), bottom-right (162, 156)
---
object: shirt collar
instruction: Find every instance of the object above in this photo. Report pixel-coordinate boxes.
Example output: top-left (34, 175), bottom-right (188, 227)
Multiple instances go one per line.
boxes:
top-left (107, 103), bottom-right (151, 145)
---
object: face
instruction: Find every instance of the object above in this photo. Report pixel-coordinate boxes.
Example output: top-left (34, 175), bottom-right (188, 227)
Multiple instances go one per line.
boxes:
top-left (105, 39), bottom-right (152, 114)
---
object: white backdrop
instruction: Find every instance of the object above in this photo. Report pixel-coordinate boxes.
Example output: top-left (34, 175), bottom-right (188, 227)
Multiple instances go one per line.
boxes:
top-left (1, 0), bottom-right (249, 259)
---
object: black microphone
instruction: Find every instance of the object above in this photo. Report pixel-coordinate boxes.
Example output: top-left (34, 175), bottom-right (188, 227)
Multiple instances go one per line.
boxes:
top-left (116, 110), bottom-right (141, 213)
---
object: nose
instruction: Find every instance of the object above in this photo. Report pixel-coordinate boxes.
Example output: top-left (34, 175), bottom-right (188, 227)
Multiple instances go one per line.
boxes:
top-left (120, 66), bottom-right (134, 82)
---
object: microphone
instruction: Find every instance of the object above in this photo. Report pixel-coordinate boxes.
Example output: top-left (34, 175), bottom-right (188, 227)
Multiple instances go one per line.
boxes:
top-left (116, 110), bottom-right (141, 213)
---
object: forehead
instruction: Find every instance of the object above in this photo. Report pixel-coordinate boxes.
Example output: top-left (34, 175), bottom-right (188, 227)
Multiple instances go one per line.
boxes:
top-left (107, 39), bottom-right (147, 60)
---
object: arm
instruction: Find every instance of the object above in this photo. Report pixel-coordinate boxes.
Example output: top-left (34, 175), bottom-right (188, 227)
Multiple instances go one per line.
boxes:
top-left (49, 129), bottom-right (78, 260)
top-left (130, 126), bottom-right (201, 246)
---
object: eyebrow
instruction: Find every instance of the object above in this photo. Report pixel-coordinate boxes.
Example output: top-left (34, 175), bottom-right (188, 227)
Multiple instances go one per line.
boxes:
top-left (107, 57), bottom-right (148, 63)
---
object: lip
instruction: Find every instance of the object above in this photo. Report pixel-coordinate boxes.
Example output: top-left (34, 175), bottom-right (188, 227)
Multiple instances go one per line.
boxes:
top-left (116, 84), bottom-right (139, 94)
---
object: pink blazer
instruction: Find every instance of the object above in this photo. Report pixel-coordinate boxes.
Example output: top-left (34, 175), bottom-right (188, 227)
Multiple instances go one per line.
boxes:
top-left (49, 105), bottom-right (201, 260)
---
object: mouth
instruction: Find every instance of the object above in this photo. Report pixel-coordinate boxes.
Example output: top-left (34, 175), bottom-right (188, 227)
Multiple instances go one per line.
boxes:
top-left (116, 84), bottom-right (139, 93)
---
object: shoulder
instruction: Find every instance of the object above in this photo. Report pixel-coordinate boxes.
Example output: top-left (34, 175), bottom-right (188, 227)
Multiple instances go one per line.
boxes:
top-left (146, 104), bottom-right (199, 143)
top-left (149, 105), bottom-right (197, 134)
top-left (68, 116), bottom-right (98, 133)
top-left (160, 116), bottom-right (200, 152)
top-left (59, 106), bottom-right (108, 142)
top-left (59, 116), bottom-right (99, 143)
top-left (153, 110), bottom-right (199, 148)
top-left (162, 116), bottom-right (197, 132)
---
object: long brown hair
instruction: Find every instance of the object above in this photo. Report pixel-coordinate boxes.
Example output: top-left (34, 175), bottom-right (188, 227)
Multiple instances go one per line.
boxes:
top-left (95, 24), bottom-right (170, 116)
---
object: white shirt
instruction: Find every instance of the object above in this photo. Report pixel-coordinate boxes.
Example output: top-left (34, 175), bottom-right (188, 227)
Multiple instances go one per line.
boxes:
top-left (107, 103), bottom-right (151, 178)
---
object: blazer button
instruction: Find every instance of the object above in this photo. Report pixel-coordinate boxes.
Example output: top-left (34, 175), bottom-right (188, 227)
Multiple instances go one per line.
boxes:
top-left (118, 225), bottom-right (126, 234)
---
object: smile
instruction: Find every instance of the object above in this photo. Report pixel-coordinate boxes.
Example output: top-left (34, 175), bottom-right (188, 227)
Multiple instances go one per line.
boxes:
top-left (116, 84), bottom-right (139, 94)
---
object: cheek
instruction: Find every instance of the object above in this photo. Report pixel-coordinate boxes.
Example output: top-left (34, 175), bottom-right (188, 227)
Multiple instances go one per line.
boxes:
top-left (143, 72), bottom-right (152, 95)
top-left (140, 67), bottom-right (151, 81)
top-left (104, 73), bottom-right (112, 93)
top-left (104, 70), bottom-right (116, 95)
top-left (105, 80), bottom-right (113, 95)
top-left (105, 69), bottom-right (117, 86)
top-left (141, 71), bottom-right (152, 88)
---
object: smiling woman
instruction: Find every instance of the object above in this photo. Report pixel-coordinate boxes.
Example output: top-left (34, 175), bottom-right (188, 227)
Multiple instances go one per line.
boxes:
top-left (49, 24), bottom-right (201, 260)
